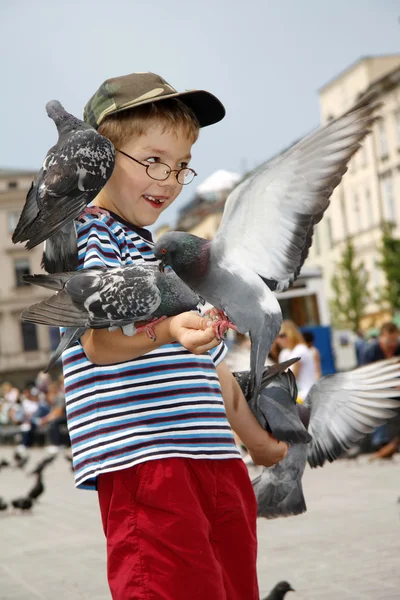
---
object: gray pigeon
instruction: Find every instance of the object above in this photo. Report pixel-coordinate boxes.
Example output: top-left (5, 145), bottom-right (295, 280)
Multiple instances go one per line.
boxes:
top-left (263, 581), bottom-right (295, 600)
top-left (233, 359), bottom-right (311, 444)
top-left (237, 357), bottom-right (400, 518)
top-left (12, 100), bottom-right (115, 272)
top-left (154, 94), bottom-right (379, 406)
top-left (21, 265), bottom-right (202, 370)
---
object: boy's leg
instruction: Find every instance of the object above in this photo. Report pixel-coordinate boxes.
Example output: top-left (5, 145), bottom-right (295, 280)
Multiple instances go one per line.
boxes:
top-left (98, 459), bottom-right (232, 600)
top-left (212, 459), bottom-right (259, 600)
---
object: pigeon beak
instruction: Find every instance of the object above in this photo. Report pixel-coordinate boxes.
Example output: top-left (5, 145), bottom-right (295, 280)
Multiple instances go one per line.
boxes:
top-left (289, 586), bottom-right (295, 592)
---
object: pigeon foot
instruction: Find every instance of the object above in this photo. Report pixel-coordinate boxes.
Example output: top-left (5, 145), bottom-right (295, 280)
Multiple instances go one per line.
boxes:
top-left (206, 308), bottom-right (238, 340)
top-left (136, 316), bottom-right (168, 341)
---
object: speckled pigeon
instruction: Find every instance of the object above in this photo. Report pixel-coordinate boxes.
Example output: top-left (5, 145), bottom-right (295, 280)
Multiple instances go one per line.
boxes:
top-left (12, 100), bottom-right (115, 271)
top-left (21, 265), bottom-right (201, 371)
top-left (235, 357), bottom-right (400, 518)
top-left (154, 95), bottom-right (379, 406)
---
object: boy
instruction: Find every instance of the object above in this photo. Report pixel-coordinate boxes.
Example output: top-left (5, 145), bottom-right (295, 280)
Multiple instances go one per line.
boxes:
top-left (63, 72), bottom-right (288, 600)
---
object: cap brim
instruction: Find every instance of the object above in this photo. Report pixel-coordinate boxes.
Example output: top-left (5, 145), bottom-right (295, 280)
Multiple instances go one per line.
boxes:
top-left (101, 89), bottom-right (225, 129)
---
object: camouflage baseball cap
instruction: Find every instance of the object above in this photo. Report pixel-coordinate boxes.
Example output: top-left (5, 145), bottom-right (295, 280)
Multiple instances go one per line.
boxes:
top-left (84, 72), bottom-right (225, 130)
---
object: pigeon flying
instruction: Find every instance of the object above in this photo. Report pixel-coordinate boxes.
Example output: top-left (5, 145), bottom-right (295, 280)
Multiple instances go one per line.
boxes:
top-left (21, 264), bottom-right (201, 368)
top-left (154, 94), bottom-right (379, 406)
top-left (237, 357), bottom-right (400, 518)
top-left (12, 100), bottom-right (115, 272)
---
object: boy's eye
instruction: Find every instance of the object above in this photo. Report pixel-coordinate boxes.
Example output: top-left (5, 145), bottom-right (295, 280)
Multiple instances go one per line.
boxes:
top-left (179, 162), bottom-right (189, 169)
top-left (145, 157), bottom-right (160, 164)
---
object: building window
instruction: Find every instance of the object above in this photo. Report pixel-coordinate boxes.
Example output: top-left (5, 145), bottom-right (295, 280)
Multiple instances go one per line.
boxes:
top-left (326, 217), bottom-right (333, 248)
top-left (365, 188), bottom-right (373, 229)
top-left (7, 211), bottom-right (20, 233)
top-left (377, 120), bottom-right (389, 159)
top-left (353, 194), bottom-right (361, 231)
top-left (395, 110), bottom-right (400, 147)
top-left (380, 175), bottom-right (396, 223)
top-left (14, 258), bottom-right (30, 287)
top-left (8, 181), bottom-right (18, 189)
top-left (21, 322), bottom-right (38, 352)
top-left (49, 327), bottom-right (61, 352)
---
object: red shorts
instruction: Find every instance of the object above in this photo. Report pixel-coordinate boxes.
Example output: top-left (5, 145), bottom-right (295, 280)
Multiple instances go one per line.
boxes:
top-left (97, 457), bottom-right (259, 600)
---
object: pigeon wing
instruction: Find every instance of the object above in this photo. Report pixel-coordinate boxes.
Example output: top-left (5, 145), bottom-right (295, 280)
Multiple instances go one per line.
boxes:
top-left (306, 358), bottom-right (400, 468)
top-left (213, 95), bottom-right (379, 292)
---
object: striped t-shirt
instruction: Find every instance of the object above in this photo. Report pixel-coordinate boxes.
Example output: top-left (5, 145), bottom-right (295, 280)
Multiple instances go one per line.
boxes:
top-left (62, 208), bottom-right (240, 490)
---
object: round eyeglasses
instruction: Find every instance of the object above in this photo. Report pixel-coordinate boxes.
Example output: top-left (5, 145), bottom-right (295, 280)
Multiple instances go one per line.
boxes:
top-left (116, 149), bottom-right (197, 185)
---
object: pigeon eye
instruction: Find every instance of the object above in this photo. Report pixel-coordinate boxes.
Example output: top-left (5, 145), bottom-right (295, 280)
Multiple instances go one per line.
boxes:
top-left (161, 248), bottom-right (167, 254)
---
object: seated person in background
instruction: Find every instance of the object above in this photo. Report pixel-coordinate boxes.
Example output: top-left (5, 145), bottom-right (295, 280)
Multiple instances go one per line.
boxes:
top-left (276, 320), bottom-right (318, 403)
top-left (303, 331), bottom-right (322, 379)
top-left (360, 322), bottom-right (400, 455)
top-left (37, 379), bottom-right (68, 453)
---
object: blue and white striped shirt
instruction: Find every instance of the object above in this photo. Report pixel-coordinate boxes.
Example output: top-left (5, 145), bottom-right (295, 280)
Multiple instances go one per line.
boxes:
top-left (62, 209), bottom-right (239, 490)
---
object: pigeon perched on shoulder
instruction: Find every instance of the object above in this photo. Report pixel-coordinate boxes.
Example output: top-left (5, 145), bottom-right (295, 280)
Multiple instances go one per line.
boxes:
top-left (154, 94), bottom-right (379, 406)
top-left (236, 357), bottom-right (400, 518)
top-left (12, 100), bottom-right (115, 272)
top-left (263, 581), bottom-right (295, 600)
top-left (21, 264), bottom-right (202, 370)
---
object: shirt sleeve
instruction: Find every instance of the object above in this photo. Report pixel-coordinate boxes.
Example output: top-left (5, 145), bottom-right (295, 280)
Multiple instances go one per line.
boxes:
top-left (77, 217), bottom-right (122, 269)
top-left (209, 341), bottom-right (228, 366)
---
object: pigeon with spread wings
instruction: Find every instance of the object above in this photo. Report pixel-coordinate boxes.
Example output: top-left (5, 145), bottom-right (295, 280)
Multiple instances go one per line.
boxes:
top-left (234, 357), bottom-right (400, 518)
top-left (12, 100), bottom-right (115, 272)
top-left (154, 95), bottom-right (379, 407)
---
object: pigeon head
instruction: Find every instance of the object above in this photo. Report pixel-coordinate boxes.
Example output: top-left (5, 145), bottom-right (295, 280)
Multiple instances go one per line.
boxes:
top-left (154, 232), bottom-right (210, 280)
top-left (273, 581), bottom-right (295, 597)
top-left (46, 100), bottom-right (91, 132)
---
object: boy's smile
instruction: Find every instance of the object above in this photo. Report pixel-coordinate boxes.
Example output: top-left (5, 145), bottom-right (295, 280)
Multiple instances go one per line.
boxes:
top-left (94, 124), bottom-right (195, 228)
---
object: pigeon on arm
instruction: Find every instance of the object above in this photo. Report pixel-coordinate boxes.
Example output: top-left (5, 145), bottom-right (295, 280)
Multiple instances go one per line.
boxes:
top-left (11, 100), bottom-right (115, 272)
top-left (236, 357), bottom-right (400, 518)
top-left (21, 265), bottom-right (201, 371)
top-left (154, 94), bottom-right (380, 406)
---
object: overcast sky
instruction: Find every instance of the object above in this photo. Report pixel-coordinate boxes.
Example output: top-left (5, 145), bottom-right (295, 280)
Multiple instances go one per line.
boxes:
top-left (1, 0), bottom-right (399, 229)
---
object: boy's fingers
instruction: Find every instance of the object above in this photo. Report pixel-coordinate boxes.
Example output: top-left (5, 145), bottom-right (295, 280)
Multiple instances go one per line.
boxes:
top-left (193, 339), bottom-right (220, 355)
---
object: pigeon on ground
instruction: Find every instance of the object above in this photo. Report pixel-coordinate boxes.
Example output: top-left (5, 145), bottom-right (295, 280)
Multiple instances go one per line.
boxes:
top-left (29, 454), bottom-right (56, 476)
top-left (0, 459), bottom-right (10, 469)
top-left (0, 497), bottom-right (8, 511)
top-left (236, 357), bottom-right (400, 518)
top-left (13, 450), bottom-right (29, 470)
top-left (11, 497), bottom-right (33, 511)
top-left (27, 474), bottom-right (44, 501)
top-left (263, 581), bottom-right (295, 600)
top-left (20, 264), bottom-right (202, 370)
top-left (154, 94), bottom-right (379, 406)
top-left (12, 100), bottom-right (115, 272)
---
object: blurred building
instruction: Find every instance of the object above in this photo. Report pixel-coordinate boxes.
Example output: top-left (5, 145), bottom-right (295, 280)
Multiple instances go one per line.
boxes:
top-left (0, 169), bottom-right (59, 386)
top-left (307, 54), bottom-right (400, 329)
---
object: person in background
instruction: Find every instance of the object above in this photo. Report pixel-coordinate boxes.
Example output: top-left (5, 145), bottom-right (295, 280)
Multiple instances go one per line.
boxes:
top-left (276, 320), bottom-right (318, 403)
top-left (354, 329), bottom-right (366, 366)
top-left (38, 378), bottom-right (68, 453)
top-left (303, 331), bottom-right (322, 379)
top-left (360, 322), bottom-right (400, 456)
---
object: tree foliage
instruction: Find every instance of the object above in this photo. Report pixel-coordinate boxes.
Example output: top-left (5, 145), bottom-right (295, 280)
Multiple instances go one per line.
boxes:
top-left (330, 240), bottom-right (370, 331)
top-left (377, 222), bottom-right (400, 315)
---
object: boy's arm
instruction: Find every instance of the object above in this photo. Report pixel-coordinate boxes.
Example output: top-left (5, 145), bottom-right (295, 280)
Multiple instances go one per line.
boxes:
top-left (216, 361), bottom-right (288, 467)
top-left (81, 311), bottom-right (219, 364)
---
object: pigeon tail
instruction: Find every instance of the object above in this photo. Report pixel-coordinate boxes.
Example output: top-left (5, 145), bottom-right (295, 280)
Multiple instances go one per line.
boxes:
top-left (42, 223), bottom-right (79, 273)
top-left (22, 271), bottom-right (74, 291)
top-left (253, 465), bottom-right (307, 519)
top-left (248, 317), bottom-right (281, 407)
top-left (45, 326), bottom-right (86, 372)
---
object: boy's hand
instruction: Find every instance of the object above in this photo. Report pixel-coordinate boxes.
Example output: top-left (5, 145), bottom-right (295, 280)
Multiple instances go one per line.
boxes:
top-left (168, 312), bottom-right (220, 354)
top-left (247, 432), bottom-right (289, 467)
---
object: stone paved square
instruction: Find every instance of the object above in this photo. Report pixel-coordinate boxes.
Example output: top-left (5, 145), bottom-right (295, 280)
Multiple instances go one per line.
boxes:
top-left (0, 448), bottom-right (399, 599)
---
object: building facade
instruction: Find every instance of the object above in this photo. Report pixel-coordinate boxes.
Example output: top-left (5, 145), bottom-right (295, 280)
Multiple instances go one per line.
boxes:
top-left (307, 54), bottom-right (400, 330)
top-left (0, 169), bottom-right (59, 386)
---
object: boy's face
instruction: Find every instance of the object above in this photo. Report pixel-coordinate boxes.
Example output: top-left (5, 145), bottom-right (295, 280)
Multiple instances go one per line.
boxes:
top-left (97, 123), bottom-right (194, 228)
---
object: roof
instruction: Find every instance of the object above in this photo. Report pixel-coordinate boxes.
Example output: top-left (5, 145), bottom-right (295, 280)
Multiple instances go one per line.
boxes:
top-left (0, 167), bottom-right (36, 178)
top-left (318, 54), bottom-right (400, 93)
top-left (195, 169), bottom-right (241, 196)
